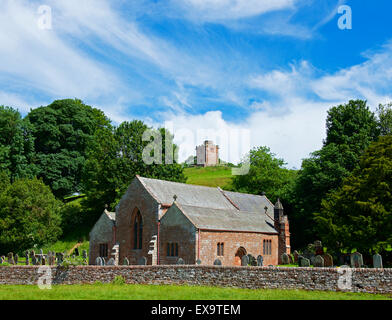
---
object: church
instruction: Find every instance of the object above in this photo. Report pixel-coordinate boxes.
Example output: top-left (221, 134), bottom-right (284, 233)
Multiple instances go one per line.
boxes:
top-left (89, 175), bottom-right (290, 266)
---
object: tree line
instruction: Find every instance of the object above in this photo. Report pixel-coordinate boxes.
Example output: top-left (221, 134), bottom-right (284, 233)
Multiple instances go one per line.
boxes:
top-left (232, 100), bottom-right (392, 258)
top-left (0, 98), bottom-right (391, 258)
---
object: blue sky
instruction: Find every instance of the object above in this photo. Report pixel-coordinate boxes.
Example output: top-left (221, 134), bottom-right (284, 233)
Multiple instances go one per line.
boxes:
top-left (1, 0), bottom-right (392, 168)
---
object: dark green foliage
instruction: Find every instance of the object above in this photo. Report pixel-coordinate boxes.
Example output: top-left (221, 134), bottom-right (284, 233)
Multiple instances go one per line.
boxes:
top-left (0, 106), bottom-right (36, 181)
top-left (81, 120), bottom-right (185, 221)
top-left (290, 100), bottom-right (380, 248)
top-left (314, 135), bottom-right (392, 254)
top-left (26, 99), bottom-right (112, 199)
top-left (0, 178), bottom-right (62, 254)
top-left (231, 146), bottom-right (297, 203)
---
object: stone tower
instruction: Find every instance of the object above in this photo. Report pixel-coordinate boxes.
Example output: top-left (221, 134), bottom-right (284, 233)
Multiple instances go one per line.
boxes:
top-left (196, 140), bottom-right (219, 167)
top-left (274, 198), bottom-right (290, 264)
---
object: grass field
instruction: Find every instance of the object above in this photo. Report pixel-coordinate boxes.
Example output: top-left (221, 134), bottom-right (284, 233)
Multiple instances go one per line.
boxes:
top-left (0, 283), bottom-right (390, 300)
top-left (184, 166), bottom-right (234, 189)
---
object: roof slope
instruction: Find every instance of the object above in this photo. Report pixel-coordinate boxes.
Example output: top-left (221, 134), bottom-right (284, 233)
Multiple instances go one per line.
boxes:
top-left (174, 203), bottom-right (278, 234)
top-left (137, 176), bottom-right (274, 214)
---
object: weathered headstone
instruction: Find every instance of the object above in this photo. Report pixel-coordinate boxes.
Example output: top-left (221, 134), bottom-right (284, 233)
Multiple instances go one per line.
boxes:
top-left (314, 240), bottom-right (324, 255)
top-left (32, 255), bottom-right (37, 265)
top-left (281, 253), bottom-right (290, 265)
top-left (111, 244), bottom-right (120, 266)
top-left (82, 250), bottom-right (87, 259)
top-left (37, 254), bottom-right (42, 265)
top-left (213, 259), bottom-right (222, 265)
top-left (314, 255), bottom-right (324, 267)
top-left (300, 257), bottom-right (310, 267)
top-left (196, 259), bottom-right (202, 265)
top-left (373, 254), bottom-right (383, 268)
top-left (322, 253), bottom-right (333, 267)
top-left (241, 255), bottom-right (249, 266)
top-left (14, 254), bottom-right (19, 264)
top-left (95, 257), bottom-right (103, 266)
top-left (7, 252), bottom-right (14, 265)
top-left (30, 250), bottom-right (35, 259)
top-left (74, 248), bottom-right (79, 256)
top-left (257, 255), bottom-right (263, 267)
top-left (123, 257), bottom-right (130, 265)
top-left (293, 250), bottom-right (299, 262)
top-left (42, 257), bottom-right (46, 265)
top-left (107, 258), bottom-right (115, 265)
top-left (56, 253), bottom-right (64, 265)
top-left (176, 258), bottom-right (185, 265)
top-left (138, 256), bottom-right (147, 265)
top-left (350, 252), bottom-right (363, 268)
top-left (102, 257), bottom-right (106, 265)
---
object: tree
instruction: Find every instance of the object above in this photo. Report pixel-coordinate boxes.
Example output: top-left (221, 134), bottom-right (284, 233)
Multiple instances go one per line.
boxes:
top-left (314, 135), bottom-right (392, 254)
top-left (81, 120), bottom-right (186, 223)
top-left (0, 178), bottom-right (62, 254)
top-left (26, 99), bottom-right (112, 198)
top-left (291, 100), bottom-right (379, 248)
top-left (377, 102), bottom-right (392, 136)
top-left (0, 106), bottom-right (36, 181)
top-left (231, 146), bottom-right (297, 203)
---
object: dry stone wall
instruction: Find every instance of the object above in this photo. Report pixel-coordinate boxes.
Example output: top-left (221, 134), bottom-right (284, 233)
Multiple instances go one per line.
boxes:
top-left (0, 265), bottom-right (391, 294)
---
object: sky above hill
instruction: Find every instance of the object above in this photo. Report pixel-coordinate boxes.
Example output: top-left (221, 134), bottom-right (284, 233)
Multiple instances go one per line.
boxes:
top-left (1, 0), bottom-right (392, 168)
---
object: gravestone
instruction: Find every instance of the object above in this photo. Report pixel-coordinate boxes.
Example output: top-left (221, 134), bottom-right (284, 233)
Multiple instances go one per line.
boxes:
top-left (102, 257), bottom-right (106, 265)
top-left (293, 250), bottom-right (299, 262)
top-left (123, 257), bottom-right (130, 265)
top-left (373, 254), bottom-right (383, 268)
top-left (247, 254), bottom-right (257, 266)
top-left (39, 249), bottom-right (43, 255)
top-left (300, 258), bottom-right (310, 267)
top-left (213, 259), bottom-right (222, 266)
top-left (176, 258), bottom-right (185, 265)
top-left (82, 250), bottom-right (87, 259)
top-left (138, 256), bottom-right (147, 265)
top-left (42, 257), bottom-right (46, 265)
top-left (314, 255), bottom-right (324, 267)
top-left (241, 255), bottom-right (249, 266)
top-left (322, 253), bottom-right (333, 267)
top-left (74, 248), bottom-right (79, 256)
top-left (37, 254), bottom-right (42, 265)
top-left (30, 250), bottom-right (35, 259)
top-left (7, 252), bottom-right (14, 265)
top-left (95, 257), bottom-right (103, 266)
top-left (111, 244), bottom-right (120, 266)
top-left (32, 255), bottom-right (37, 265)
top-left (310, 256), bottom-right (316, 266)
top-left (281, 253), bottom-right (290, 265)
top-left (14, 254), bottom-right (19, 265)
top-left (56, 253), bottom-right (64, 265)
top-left (107, 258), bottom-right (115, 265)
top-left (289, 255), bottom-right (294, 264)
top-left (196, 259), bottom-right (202, 265)
top-left (0, 256), bottom-right (4, 264)
top-left (314, 240), bottom-right (323, 255)
top-left (25, 256), bottom-right (29, 265)
top-left (350, 252), bottom-right (363, 268)
top-left (257, 255), bottom-right (263, 267)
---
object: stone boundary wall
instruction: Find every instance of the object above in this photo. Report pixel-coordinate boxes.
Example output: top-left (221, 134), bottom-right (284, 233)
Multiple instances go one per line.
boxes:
top-left (0, 265), bottom-right (391, 294)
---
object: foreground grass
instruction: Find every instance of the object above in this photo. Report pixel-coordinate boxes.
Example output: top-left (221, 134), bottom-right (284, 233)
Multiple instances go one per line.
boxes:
top-left (0, 284), bottom-right (390, 300)
top-left (184, 166), bottom-right (233, 189)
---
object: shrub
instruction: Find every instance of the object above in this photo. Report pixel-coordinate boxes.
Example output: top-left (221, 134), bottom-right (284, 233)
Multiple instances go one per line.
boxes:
top-left (112, 275), bottom-right (126, 285)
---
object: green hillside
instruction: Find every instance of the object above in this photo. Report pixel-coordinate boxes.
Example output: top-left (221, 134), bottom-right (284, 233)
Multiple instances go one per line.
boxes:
top-left (183, 166), bottom-right (233, 189)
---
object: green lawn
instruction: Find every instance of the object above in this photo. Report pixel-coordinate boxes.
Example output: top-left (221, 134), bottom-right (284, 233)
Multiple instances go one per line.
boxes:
top-left (0, 283), bottom-right (390, 300)
top-left (184, 166), bottom-right (234, 188)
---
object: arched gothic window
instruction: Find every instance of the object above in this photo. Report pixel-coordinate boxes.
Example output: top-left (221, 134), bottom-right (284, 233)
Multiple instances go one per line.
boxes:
top-left (132, 209), bottom-right (143, 249)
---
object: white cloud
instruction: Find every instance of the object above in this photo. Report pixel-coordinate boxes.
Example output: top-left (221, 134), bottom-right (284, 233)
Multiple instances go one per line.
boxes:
top-left (174, 0), bottom-right (296, 21)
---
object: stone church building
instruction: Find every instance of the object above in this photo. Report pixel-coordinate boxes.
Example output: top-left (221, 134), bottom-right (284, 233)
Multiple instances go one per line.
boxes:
top-left (89, 176), bottom-right (290, 266)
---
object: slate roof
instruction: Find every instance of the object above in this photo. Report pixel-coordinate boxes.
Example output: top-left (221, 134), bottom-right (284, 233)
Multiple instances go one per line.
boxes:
top-left (174, 203), bottom-right (278, 234)
top-left (137, 176), bottom-right (277, 234)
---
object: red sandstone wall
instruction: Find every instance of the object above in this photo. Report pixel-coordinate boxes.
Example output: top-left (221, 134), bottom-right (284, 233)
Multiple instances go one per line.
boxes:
top-left (198, 231), bottom-right (278, 266)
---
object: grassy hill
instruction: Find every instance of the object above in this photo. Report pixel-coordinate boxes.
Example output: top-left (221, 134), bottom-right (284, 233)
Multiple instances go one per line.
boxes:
top-left (183, 166), bottom-right (234, 189)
